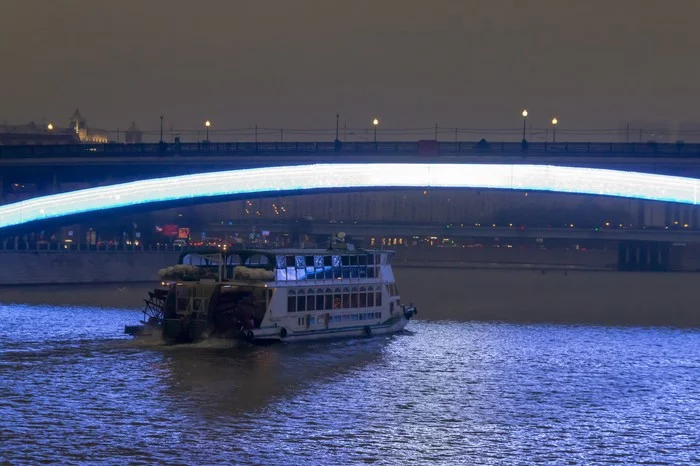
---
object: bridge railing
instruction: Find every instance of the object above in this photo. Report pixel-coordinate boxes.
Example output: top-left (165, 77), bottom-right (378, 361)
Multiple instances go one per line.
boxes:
top-left (1, 141), bottom-right (700, 158)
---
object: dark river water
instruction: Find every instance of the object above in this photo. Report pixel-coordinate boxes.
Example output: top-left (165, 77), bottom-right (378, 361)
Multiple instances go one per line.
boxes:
top-left (1, 300), bottom-right (698, 465)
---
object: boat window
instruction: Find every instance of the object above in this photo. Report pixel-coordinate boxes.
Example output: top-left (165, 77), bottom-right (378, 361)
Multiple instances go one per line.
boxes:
top-left (286, 255), bottom-right (295, 267)
top-left (367, 292), bottom-right (374, 307)
top-left (295, 256), bottom-right (305, 268)
top-left (316, 294), bottom-right (325, 311)
top-left (367, 254), bottom-right (375, 265)
top-left (305, 256), bottom-right (314, 267)
top-left (323, 255), bottom-right (332, 267)
top-left (359, 292), bottom-right (367, 307)
top-left (227, 254), bottom-right (242, 265)
top-left (367, 267), bottom-right (375, 278)
top-left (276, 255), bottom-right (286, 269)
top-left (285, 267), bottom-right (296, 281)
top-left (341, 256), bottom-right (350, 266)
top-left (333, 292), bottom-right (342, 310)
top-left (287, 290), bottom-right (296, 312)
top-left (350, 255), bottom-right (358, 266)
top-left (351, 291), bottom-right (359, 308)
top-left (332, 255), bottom-right (341, 267)
top-left (314, 255), bottom-right (324, 268)
top-left (247, 254), bottom-right (269, 266)
top-left (359, 255), bottom-right (367, 266)
top-left (375, 292), bottom-right (382, 306)
top-left (306, 291), bottom-right (315, 311)
top-left (297, 294), bottom-right (306, 312)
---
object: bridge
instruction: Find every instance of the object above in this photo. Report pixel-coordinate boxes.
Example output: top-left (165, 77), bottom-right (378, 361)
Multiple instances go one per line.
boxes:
top-left (2, 162), bottom-right (700, 228)
top-left (2, 141), bottom-right (700, 197)
top-left (205, 220), bottom-right (700, 243)
top-left (2, 148), bottom-right (700, 271)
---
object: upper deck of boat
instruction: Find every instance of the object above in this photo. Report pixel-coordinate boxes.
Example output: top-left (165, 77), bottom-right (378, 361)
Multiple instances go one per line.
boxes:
top-left (178, 246), bottom-right (395, 265)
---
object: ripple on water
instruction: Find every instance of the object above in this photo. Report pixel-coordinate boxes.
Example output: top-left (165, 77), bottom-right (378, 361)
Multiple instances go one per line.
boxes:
top-left (0, 304), bottom-right (698, 465)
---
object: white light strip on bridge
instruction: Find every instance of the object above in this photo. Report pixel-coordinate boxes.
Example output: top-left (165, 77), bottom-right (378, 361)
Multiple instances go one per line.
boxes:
top-left (0, 163), bottom-right (698, 228)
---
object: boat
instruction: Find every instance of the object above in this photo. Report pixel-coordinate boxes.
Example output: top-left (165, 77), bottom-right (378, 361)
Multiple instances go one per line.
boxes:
top-left (126, 237), bottom-right (417, 343)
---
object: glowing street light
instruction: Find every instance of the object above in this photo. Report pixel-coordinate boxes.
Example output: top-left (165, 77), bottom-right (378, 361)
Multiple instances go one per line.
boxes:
top-left (47, 123), bottom-right (54, 131)
top-left (204, 120), bottom-right (211, 141)
top-left (373, 118), bottom-right (379, 143)
top-left (551, 117), bottom-right (558, 143)
top-left (521, 109), bottom-right (528, 141)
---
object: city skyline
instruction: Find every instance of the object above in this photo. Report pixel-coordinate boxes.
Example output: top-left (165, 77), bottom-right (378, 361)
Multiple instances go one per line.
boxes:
top-left (1, 1), bottom-right (699, 134)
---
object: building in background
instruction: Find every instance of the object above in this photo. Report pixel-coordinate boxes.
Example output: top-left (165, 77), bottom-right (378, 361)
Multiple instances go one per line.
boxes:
top-left (124, 121), bottom-right (143, 143)
top-left (0, 109), bottom-right (113, 145)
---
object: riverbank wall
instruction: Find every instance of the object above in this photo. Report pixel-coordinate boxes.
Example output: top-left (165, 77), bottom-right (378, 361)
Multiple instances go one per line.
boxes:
top-left (1, 246), bottom-right (699, 286)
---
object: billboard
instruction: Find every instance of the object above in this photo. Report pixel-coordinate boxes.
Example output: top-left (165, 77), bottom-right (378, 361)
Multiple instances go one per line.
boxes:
top-left (161, 224), bottom-right (178, 237)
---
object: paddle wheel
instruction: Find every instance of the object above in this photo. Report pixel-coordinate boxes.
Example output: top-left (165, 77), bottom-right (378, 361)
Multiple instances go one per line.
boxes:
top-left (124, 286), bottom-right (170, 336)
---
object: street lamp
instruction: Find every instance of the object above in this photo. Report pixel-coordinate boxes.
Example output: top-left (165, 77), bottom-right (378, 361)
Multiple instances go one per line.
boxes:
top-left (551, 117), bottom-right (558, 143)
top-left (204, 120), bottom-right (211, 141)
top-left (47, 123), bottom-right (54, 131)
top-left (521, 109), bottom-right (528, 141)
top-left (373, 118), bottom-right (379, 143)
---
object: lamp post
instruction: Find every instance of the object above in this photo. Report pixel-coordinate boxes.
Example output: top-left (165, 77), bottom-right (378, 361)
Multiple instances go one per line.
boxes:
top-left (204, 120), bottom-right (211, 142)
top-left (335, 113), bottom-right (340, 141)
top-left (521, 109), bottom-right (528, 141)
top-left (47, 123), bottom-right (54, 131)
top-left (551, 117), bottom-right (558, 143)
top-left (373, 118), bottom-right (379, 143)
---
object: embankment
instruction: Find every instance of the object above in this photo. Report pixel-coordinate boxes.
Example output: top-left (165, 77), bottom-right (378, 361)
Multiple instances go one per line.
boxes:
top-left (0, 251), bottom-right (181, 285)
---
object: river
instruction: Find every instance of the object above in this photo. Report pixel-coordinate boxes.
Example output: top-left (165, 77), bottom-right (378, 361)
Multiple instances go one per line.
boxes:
top-left (0, 268), bottom-right (698, 464)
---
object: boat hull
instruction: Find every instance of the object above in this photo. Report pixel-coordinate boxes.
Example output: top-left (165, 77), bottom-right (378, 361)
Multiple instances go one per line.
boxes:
top-left (250, 314), bottom-right (412, 342)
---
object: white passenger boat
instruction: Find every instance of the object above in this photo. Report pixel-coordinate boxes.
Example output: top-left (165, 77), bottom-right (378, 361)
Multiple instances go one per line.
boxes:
top-left (127, 239), bottom-right (417, 343)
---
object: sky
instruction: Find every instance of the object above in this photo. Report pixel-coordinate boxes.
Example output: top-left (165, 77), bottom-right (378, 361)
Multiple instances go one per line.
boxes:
top-left (1, 0), bottom-right (699, 139)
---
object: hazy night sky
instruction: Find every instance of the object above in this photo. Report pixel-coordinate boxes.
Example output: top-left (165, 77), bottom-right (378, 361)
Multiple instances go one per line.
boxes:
top-left (1, 0), bottom-right (699, 136)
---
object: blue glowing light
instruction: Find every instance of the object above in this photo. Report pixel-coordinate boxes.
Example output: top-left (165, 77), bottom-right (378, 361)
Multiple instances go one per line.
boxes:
top-left (1, 163), bottom-right (698, 228)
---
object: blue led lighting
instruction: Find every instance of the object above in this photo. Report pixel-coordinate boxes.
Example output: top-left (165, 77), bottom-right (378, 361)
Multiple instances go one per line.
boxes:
top-left (1, 163), bottom-right (698, 229)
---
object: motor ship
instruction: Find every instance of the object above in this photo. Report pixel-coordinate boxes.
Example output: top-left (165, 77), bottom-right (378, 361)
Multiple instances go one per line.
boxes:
top-left (126, 236), bottom-right (417, 343)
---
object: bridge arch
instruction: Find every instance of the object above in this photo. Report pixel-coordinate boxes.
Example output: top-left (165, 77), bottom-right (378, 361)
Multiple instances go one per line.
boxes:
top-left (1, 163), bottom-right (698, 229)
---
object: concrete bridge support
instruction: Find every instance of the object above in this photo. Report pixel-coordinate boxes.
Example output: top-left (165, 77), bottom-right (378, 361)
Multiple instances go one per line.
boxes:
top-left (617, 241), bottom-right (676, 271)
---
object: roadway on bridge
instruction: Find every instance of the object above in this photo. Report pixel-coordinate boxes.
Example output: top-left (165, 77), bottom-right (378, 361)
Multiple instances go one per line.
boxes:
top-left (206, 221), bottom-right (700, 243)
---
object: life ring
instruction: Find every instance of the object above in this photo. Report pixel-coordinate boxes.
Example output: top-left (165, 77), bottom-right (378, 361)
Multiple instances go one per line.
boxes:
top-left (364, 326), bottom-right (372, 337)
top-left (280, 327), bottom-right (288, 338)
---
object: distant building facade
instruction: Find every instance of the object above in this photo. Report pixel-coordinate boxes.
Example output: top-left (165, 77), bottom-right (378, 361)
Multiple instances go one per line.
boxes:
top-left (0, 121), bottom-right (78, 145)
top-left (124, 121), bottom-right (143, 143)
top-left (0, 109), bottom-right (112, 145)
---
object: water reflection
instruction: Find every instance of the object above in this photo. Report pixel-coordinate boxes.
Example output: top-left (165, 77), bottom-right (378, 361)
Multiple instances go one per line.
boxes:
top-left (154, 337), bottom-right (391, 415)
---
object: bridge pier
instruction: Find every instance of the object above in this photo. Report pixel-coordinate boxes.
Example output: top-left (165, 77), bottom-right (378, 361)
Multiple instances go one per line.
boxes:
top-left (617, 241), bottom-right (673, 271)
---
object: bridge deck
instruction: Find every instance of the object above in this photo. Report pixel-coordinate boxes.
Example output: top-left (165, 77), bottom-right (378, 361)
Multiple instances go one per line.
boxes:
top-left (1, 141), bottom-right (700, 159)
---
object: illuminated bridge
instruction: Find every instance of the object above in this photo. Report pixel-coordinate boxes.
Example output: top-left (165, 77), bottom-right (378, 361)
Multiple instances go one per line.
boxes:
top-left (2, 160), bottom-right (700, 272)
